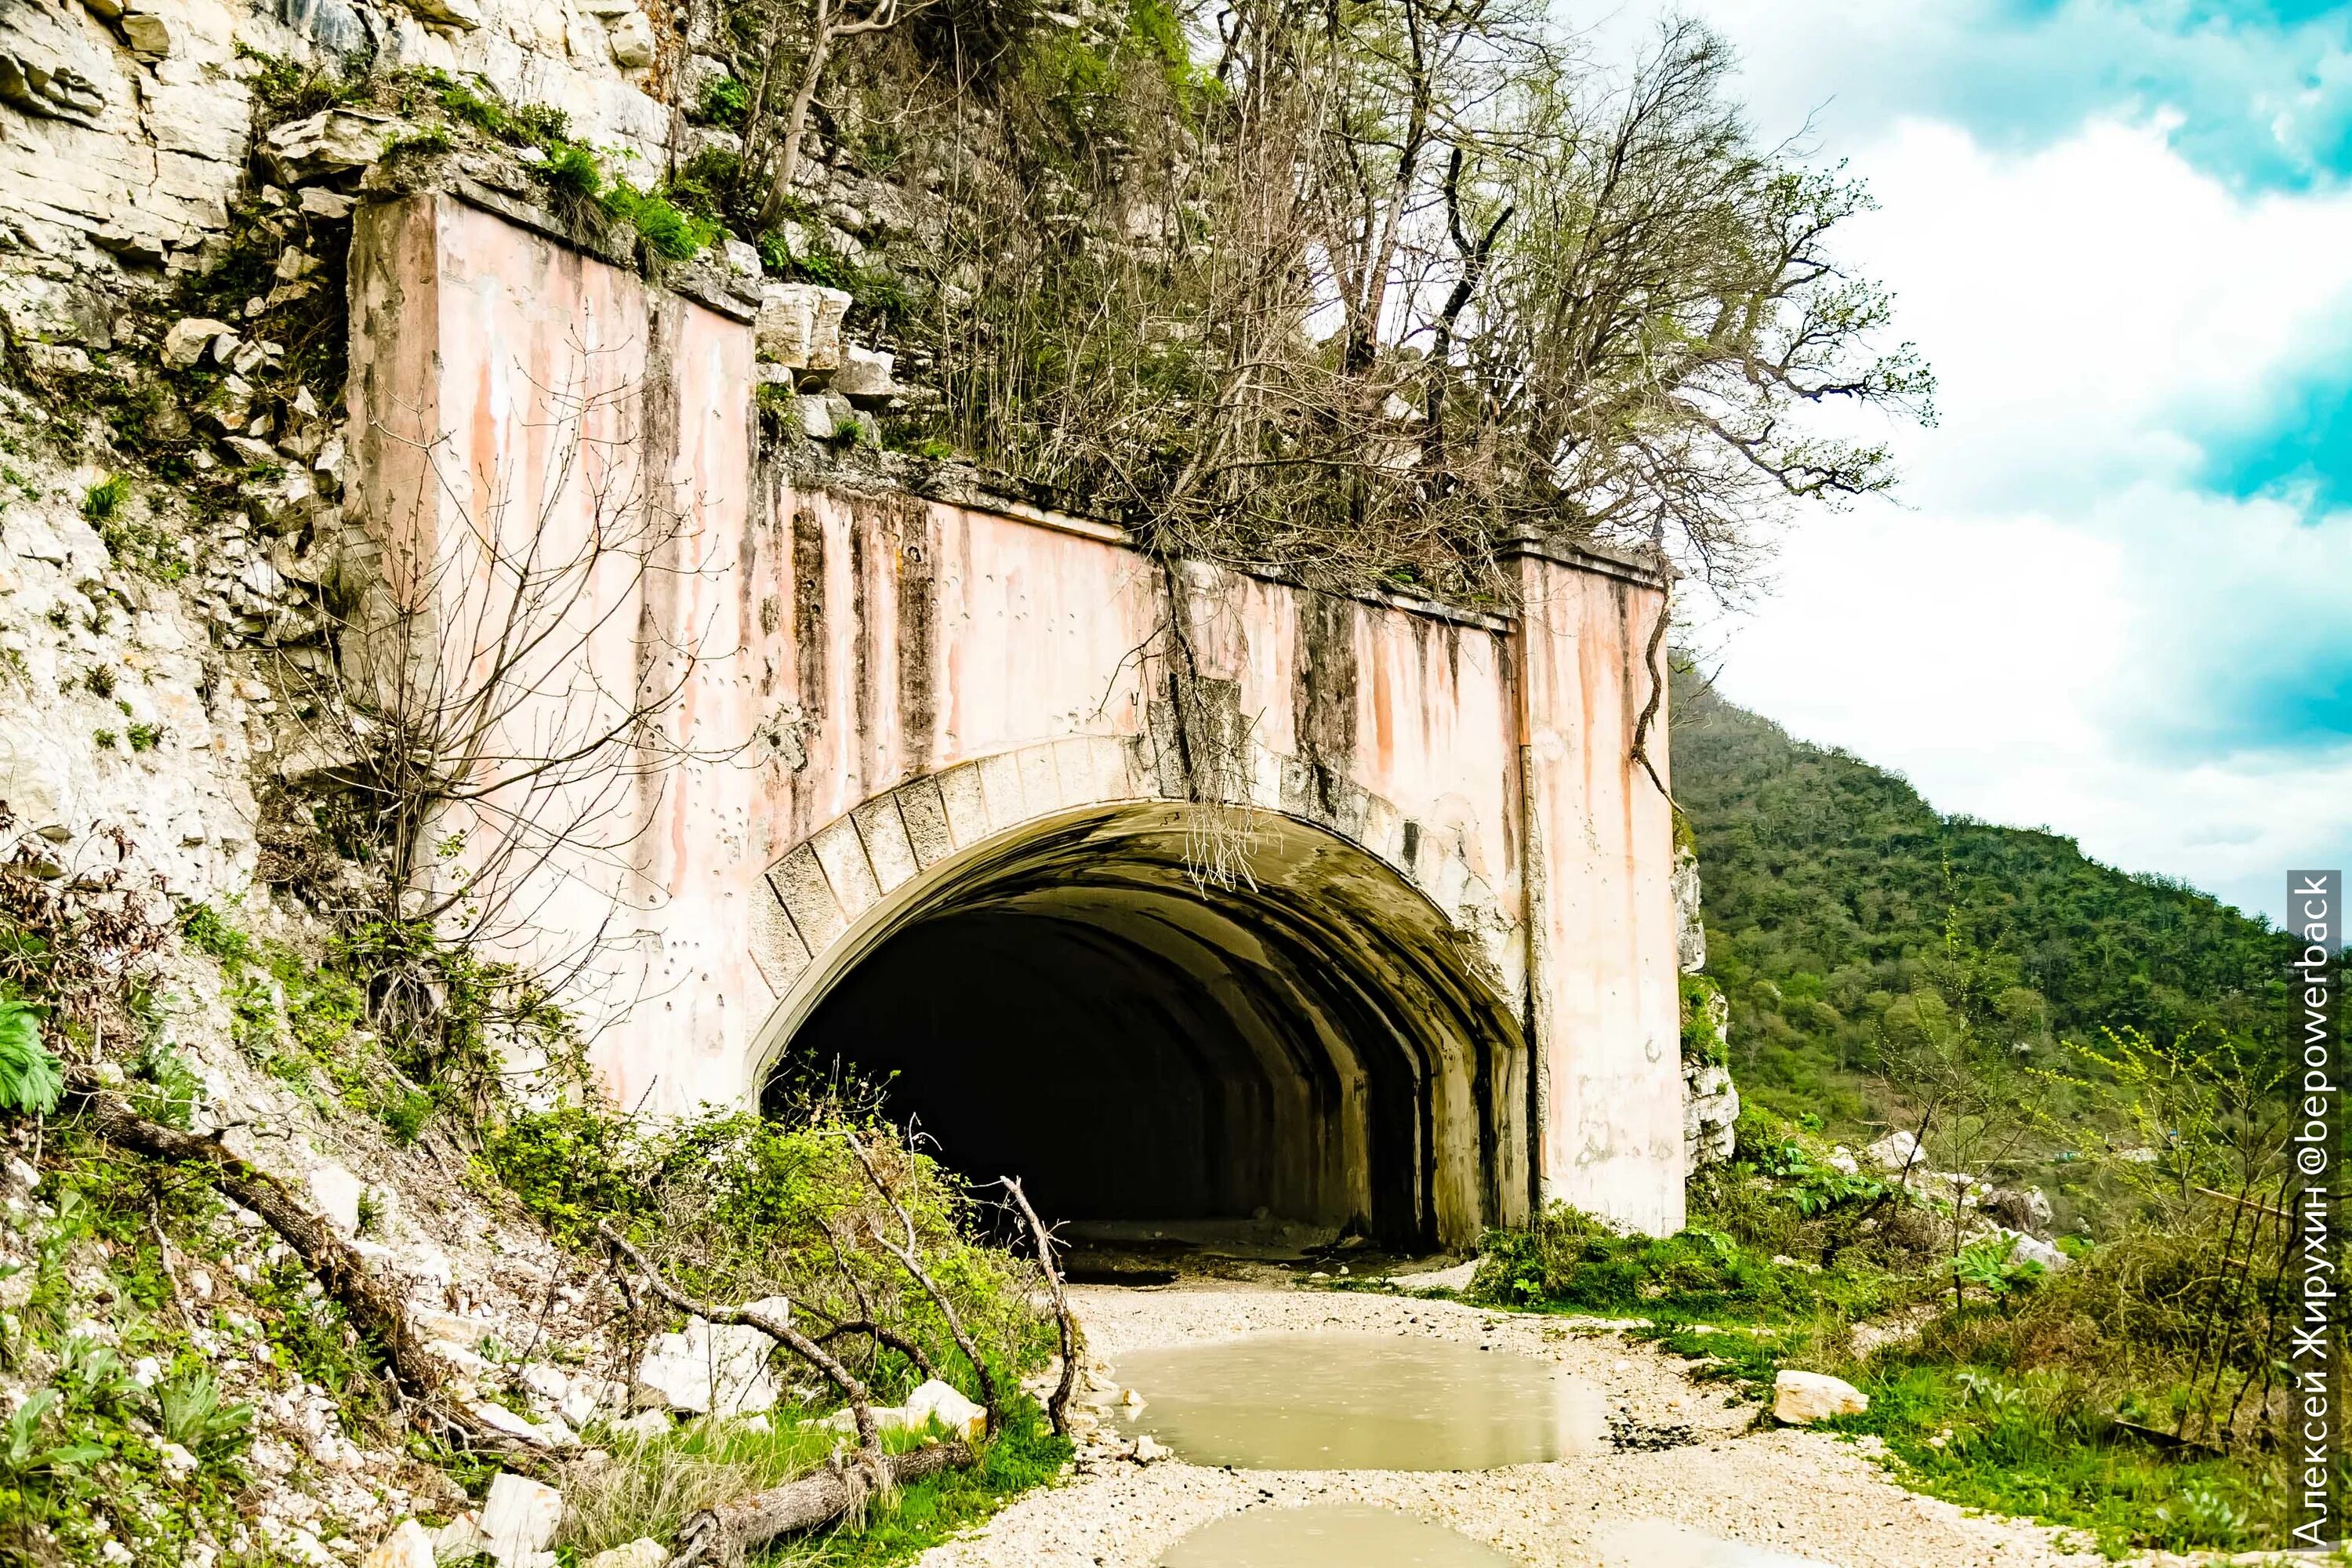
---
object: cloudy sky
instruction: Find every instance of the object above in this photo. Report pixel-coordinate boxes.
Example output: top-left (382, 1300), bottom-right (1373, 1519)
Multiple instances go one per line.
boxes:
top-left (1631, 0), bottom-right (2351, 926)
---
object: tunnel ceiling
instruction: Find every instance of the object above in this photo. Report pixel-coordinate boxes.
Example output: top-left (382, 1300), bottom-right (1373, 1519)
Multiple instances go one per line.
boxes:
top-left (767, 804), bottom-right (1526, 1250)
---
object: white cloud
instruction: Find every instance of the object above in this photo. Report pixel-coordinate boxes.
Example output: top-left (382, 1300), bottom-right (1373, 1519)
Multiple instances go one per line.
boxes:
top-left (1686, 104), bottom-right (2352, 925)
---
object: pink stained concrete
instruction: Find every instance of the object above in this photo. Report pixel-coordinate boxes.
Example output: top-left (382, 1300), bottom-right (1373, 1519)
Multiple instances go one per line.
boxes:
top-left (348, 191), bottom-right (1686, 1234)
top-left (1514, 554), bottom-right (1687, 1235)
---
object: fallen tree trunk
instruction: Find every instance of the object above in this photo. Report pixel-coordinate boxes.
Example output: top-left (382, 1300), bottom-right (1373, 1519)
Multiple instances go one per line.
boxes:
top-left (66, 1071), bottom-right (521, 1451)
top-left (671, 1439), bottom-right (976, 1564)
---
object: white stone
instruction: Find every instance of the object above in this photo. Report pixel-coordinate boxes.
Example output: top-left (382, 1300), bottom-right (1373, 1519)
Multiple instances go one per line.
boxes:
top-left (299, 187), bottom-right (356, 220)
top-left (722, 234), bottom-right (760, 279)
top-left (902, 1379), bottom-right (985, 1441)
top-left (359, 1519), bottom-right (435, 1568)
top-left (162, 317), bottom-right (235, 369)
top-left (304, 1163), bottom-right (363, 1232)
top-left (1772, 1370), bottom-right (1868, 1425)
top-left (478, 1473), bottom-right (561, 1566)
top-left (797, 394), bottom-right (835, 441)
top-left (263, 110), bottom-right (414, 184)
top-left (1863, 1129), bottom-right (1922, 1174)
top-left (120, 10), bottom-right (173, 56)
top-left (632, 1300), bottom-right (789, 1416)
top-left (0, 720), bottom-right (77, 837)
top-left (833, 345), bottom-right (895, 406)
top-left (433, 1511), bottom-right (485, 1562)
top-left (469, 1401), bottom-right (577, 1449)
top-left (158, 1441), bottom-right (196, 1476)
top-left (2008, 1233), bottom-right (2070, 1272)
top-left (584, 1541), bottom-right (667, 1568)
top-left (606, 9), bottom-right (655, 67)
top-left (754, 281), bottom-right (818, 366)
top-left (403, 0), bottom-right (482, 29)
top-left (609, 1407), bottom-right (670, 1443)
top-left (1132, 1434), bottom-right (1169, 1462)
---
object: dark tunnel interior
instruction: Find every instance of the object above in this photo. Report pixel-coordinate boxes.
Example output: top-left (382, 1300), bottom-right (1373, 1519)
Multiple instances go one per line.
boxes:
top-left (759, 806), bottom-right (1530, 1250)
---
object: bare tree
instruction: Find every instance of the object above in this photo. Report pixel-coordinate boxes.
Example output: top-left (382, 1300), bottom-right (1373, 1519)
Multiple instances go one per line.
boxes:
top-left (276, 347), bottom-right (733, 1095)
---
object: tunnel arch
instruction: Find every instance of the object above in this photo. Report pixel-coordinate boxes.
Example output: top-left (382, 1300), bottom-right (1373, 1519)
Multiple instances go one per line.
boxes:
top-left (746, 765), bottom-right (1530, 1250)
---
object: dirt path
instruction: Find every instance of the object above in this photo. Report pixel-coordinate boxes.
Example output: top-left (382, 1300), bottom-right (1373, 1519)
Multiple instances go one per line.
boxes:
top-left (917, 1283), bottom-right (2104, 1568)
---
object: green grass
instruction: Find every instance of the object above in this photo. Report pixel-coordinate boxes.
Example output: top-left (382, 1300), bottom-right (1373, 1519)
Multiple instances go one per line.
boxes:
top-left (769, 1402), bottom-right (1070, 1566)
top-left (1467, 1192), bottom-right (2295, 1557)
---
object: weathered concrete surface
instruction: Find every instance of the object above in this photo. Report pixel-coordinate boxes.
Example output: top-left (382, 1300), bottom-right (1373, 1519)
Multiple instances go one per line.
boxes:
top-left (348, 189), bottom-right (1685, 1243)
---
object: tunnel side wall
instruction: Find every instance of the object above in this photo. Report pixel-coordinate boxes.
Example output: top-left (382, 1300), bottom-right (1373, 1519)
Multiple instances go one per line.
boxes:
top-left (347, 187), bottom-right (1683, 1236)
top-left (1514, 553), bottom-right (1687, 1235)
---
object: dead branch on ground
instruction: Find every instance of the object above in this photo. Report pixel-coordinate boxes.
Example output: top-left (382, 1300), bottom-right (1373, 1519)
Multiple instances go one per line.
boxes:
top-left (1000, 1176), bottom-right (1079, 1436)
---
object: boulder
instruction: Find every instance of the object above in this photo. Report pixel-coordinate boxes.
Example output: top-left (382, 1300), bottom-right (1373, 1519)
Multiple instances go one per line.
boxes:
top-left (632, 1300), bottom-right (789, 1417)
top-left (304, 1163), bottom-right (363, 1232)
top-left (432, 1514), bottom-right (485, 1562)
top-left (833, 345), bottom-right (896, 406)
top-left (1863, 1129), bottom-right (1921, 1174)
top-left (611, 1407), bottom-right (671, 1443)
top-left (468, 1400), bottom-right (577, 1450)
top-left (586, 1542), bottom-right (669, 1568)
top-left (162, 318), bottom-right (235, 370)
top-left (902, 1378), bottom-right (986, 1441)
top-left (118, 10), bottom-right (172, 56)
top-left (263, 109), bottom-right (414, 184)
top-left (607, 9), bottom-right (656, 67)
top-left (478, 1473), bottom-right (562, 1567)
top-left (402, 0), bottom-right (482, 28)
top-left (358, 1519), bottom-right (434, 1568)
top-left (1772, 1370), bottom-right (1867, 1425)
top-left (2007, 1232), bottom-right (2070, 1272)
top-left (1682, 1062), bottom-right (1738, 1170)
top-left (756, 282), bottom-right (850, 371)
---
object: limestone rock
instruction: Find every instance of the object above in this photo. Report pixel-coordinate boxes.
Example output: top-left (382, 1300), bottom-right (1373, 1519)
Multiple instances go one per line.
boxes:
top-left (610, 1407), bottom-right (671, 1443)
top-left (1863, 1129), bottom-right (1921, 1174)
top-left (468, 1399), bottom-right (577, 1449)
top-left (833, 345), bottom-right (895, 406)
top-left (305, 1163), bottom-right (363, 1232)
top-left (0, 720), bottom-right (77, 840)
top-left (119, 9), bottom-right (172, 56)
top-left (1682, 1062), bottom-right (1737, 1170)
top-left (797, 394), bottom-right (835, 441)
top-left (402, 0), bottom-right (482, 29)
top-left (358, 1519), bottom-right (435, 1568)
top-left (264, 109), bottom-right (414, 184)
top-left (1671, 840), bottom-right (1706, 974)
top-left (2007, 1232), bottom-right (2069, 1272)
top-left (432, 1514), bottom-right (485, 1562)
top-left (902, 1378), bottom-right (985, 1441)
top-left (607, 9), bottom-right (656, 68)
top-left (632, 1301), bottom-right (789, 1416)
top-left (478, 1473), bottom-right (562, 1566)
top-left (0, 45), bottom-right (105, 126)
top-left (585, 1541), bottom-right (668, 1568)
top-left (1772, 1370), bottom-right (1867, 1425)
top-left (756, 281), bottom-right (850, 371)
top-left (299, 187), bottom-right (357, 220)
top-left (162, 318), bottom-right (237, 370)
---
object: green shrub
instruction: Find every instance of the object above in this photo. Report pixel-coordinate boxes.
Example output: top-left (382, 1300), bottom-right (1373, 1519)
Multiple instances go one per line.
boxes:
top-left (80, 474), bottom-right (129, 521)
top-left (0, 993), bottom-right (62, 1115)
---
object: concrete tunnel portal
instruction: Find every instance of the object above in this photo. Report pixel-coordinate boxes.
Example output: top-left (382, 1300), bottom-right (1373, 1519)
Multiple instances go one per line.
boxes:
top-left (759, 804), bottom-right (1530, 1253)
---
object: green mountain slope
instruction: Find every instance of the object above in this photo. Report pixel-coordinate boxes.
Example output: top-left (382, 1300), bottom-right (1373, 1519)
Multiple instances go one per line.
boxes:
top-left (1668, 663), bottom-right (2298, 1129)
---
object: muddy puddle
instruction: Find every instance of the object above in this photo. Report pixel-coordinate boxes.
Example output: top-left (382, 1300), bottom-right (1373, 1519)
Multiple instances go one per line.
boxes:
top-left (1591, 1520), bottom-right (1834, 1566)
top-left (1113, 1332), bottom-right (1610, 1470)
top-left (1156, 1504), bottom-right (1520, 1566)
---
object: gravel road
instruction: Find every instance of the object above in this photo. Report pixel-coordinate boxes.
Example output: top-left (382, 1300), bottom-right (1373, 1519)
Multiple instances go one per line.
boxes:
top-left (915, 1283), bottom-right (2107, 1568)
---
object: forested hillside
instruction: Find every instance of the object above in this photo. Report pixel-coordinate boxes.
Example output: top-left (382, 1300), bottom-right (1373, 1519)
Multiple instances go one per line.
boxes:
top-left (1670, 662), bottom-right (2298, 1129)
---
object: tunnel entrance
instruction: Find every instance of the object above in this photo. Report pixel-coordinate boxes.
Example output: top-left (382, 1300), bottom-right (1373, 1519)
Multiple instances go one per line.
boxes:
top-left (758, 804), bottom-right (1527, 1250)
